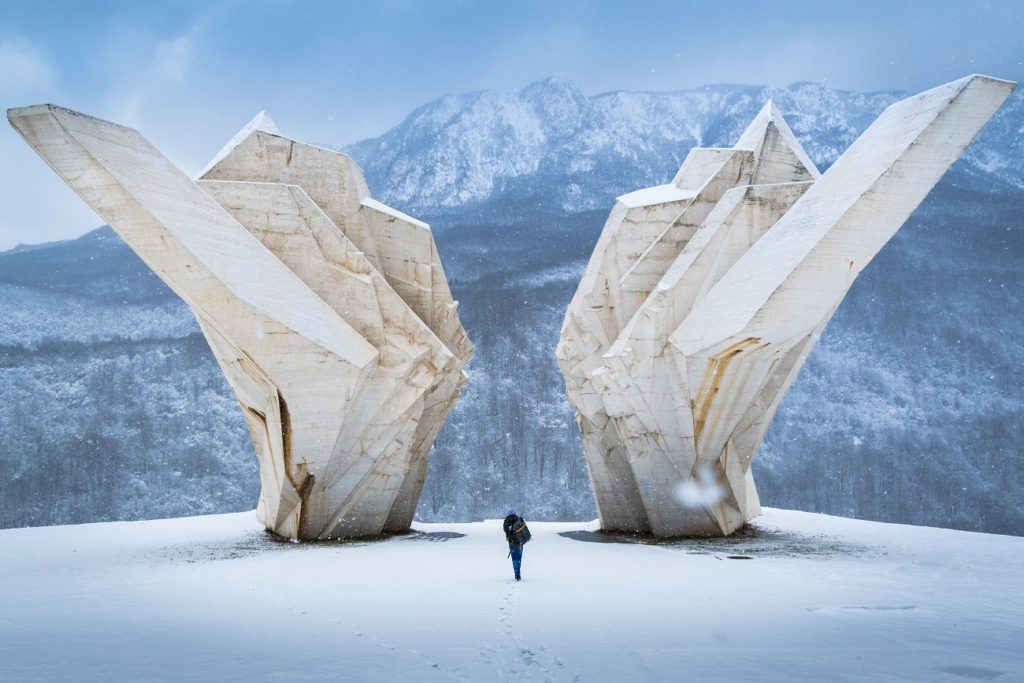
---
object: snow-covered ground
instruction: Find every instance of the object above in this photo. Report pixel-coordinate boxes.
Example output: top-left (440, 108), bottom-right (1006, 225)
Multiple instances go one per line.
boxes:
top-left (1, 509), bottom-right (1021, 682)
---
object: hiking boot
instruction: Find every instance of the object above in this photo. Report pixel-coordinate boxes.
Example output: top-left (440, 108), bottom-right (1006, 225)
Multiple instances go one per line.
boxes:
top-left (515, 574), bottom-right (521, 581)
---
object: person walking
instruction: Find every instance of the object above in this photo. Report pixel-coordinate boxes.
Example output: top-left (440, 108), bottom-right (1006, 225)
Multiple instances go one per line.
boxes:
top-left (503, 509), bottom-right (527, 581)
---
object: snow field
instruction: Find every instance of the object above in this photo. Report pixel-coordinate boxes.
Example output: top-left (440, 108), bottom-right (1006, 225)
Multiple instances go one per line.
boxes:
top-left (0, 508), bottom-right (1022, 681)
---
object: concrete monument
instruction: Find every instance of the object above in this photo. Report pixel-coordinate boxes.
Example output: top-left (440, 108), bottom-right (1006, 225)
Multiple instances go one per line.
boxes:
top-left (9, 106), bottom-right (471, 540)
top-left (557, 75), bottom-right (1015, 536)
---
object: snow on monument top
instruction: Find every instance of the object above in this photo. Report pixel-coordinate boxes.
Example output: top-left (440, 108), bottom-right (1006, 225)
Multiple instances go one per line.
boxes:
top-left (197, 110), bottom-right (281, 178)
top-left (734, 99), bottom-right (821, 181)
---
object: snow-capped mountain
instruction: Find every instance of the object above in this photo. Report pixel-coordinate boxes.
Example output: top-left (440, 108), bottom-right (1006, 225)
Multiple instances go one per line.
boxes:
top-left (347, 77), bottom-right (1024, 215)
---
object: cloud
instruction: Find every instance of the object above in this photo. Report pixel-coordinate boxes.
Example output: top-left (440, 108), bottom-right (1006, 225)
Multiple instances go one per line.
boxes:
top-left (114, 0), bottom-right (241, 125)
top-left (154, 34), bottom-right (193, 83)
top-left (0, 38), bottom-right (58, 94)
top-left (112, 31), bottom-right (196, 126)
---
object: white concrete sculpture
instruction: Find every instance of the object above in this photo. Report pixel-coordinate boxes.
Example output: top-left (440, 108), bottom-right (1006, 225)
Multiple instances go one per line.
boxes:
top-left (557, 75), bottom-right (1015, 537)
top-left (9, 106), bottom-right (471, 540)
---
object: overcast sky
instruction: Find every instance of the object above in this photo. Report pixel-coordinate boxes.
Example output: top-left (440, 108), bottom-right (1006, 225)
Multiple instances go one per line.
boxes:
top-left (2, 0), bottom-right (1022, 249)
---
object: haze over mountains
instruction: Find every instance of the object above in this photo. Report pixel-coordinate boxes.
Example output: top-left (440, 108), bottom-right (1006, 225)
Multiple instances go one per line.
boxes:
top-left (1, 78), bottom-right (1021, 534)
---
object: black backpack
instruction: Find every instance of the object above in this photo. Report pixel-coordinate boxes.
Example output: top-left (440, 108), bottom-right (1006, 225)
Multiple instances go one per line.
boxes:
top-left (511, 516), bottom-right (532, 545)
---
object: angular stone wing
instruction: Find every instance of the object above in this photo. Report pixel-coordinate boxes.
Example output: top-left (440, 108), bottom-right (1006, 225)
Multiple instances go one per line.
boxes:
top-left (558, 75), bottom-right (1015, 537)
top-left (599, 181), bottom-right (813, 535)
top-left (198, 125), bottom-right (473, 534)
top-left (557, 100), bottom-right (821, 534)
top-left (667, 75), bottom-right (1015, 533)
top-left (8, 104), bottom-right (472, 540)
top-left (197, 180), bottom-right (458, 537)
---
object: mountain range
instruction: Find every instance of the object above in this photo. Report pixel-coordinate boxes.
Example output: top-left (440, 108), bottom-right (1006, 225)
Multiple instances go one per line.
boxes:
top-left (1, 77), bottom-right (1021, 534)
top-left (347, 77), bottom-right (1024, 214)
